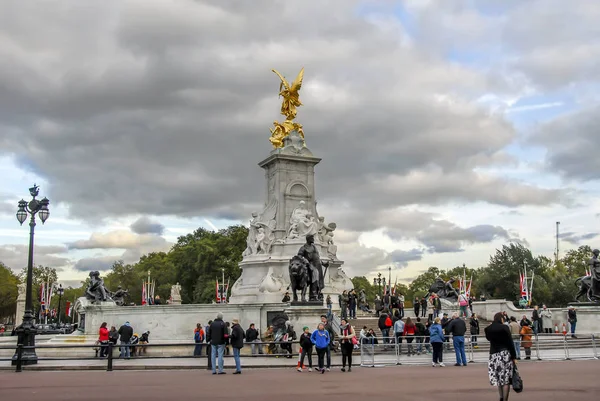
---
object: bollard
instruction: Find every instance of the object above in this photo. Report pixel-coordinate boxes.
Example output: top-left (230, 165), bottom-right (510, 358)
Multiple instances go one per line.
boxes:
top-left (107, 343), bottom-right (113, 371)
top-left (15, 344), bottom-right (23, 373)
top-left (563, 335), bottom-right (570, 360)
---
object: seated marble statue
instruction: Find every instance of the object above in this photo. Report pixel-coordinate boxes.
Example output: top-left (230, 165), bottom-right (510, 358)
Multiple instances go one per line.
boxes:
top-left (288, 201), bottom-right (318, 239)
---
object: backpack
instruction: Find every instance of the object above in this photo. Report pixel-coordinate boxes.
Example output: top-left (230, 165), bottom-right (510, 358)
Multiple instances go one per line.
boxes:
top-left (194, 329), bottom-right (204, 343)
top-left (385, 317), bottom-right (392, 328)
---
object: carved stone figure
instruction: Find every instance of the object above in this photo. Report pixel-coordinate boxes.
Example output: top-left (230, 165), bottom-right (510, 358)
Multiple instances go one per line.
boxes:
top-left (297, 234), bottom-right (329, 301)
top-left (574, 275), bottom-right (593, 302)
top-left (17, 282), bottom-right (26, 301)
top-left (85, 271), bottom-right (111, 302)
top-left (112, 286), bottom-right (129, 306)
top-left (359, 289), bottom-right (367, 307)
top-left (288, 255), bottom-right (309, 302)
top-left (427, 277), bottom-right (459, 301)
top-left (288, 201), bottom-right (318, 239)
top-left (243, 199), bottom-right (277, 257)
top-left (170, 282), bottom-right (182, 305)
top-left (258, 266), bottom-right (285, 294)
top-left (588, 249), bottom-right (600, 301)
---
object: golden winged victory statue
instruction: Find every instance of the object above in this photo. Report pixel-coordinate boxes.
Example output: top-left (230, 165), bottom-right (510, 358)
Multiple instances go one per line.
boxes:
top-left (269, 67), bottom-right (305, 148)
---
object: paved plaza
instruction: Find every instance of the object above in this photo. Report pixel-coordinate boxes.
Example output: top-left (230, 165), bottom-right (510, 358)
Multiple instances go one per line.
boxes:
top-left (0, 360), bottom-right (597, 401)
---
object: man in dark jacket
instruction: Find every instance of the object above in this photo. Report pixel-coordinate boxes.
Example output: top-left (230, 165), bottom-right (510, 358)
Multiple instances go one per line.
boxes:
top-left (117, 322), bottom-right (133, 359)
top-left (245, 323), bottom-right (263, 355)
top-left (446, 312), bottom-right (467, 366)
top-left (320, 315), bottom-right (335, 370)
top-left (230, 319), bottom-right (245, 374)
top-left (420, 297), bottom-right (427, 317)
top-left (207, 313), bottom-right (228, 374)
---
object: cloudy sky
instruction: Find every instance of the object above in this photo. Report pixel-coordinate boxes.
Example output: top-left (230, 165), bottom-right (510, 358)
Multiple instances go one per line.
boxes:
top-left (1, 0), bottom-right (599, 287)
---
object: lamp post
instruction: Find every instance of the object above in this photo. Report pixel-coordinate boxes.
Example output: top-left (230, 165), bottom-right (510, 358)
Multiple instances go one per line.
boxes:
top-left (55, 284), bottom-right (64, 325)
top-left (374, 273), bottom-right (382, 296)
top-left (12, 184), bottom-right (50, 366)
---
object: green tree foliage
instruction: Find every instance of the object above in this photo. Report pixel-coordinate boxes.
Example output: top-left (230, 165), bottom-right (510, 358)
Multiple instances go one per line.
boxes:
top-left (18, 265), bottom-right (59, 313)
top-left (561, 245), bottom-right (592, 276)
top-left (351, 276), bottom-right (377, 302)
top-left (0, 262), bottom-right (19, 322)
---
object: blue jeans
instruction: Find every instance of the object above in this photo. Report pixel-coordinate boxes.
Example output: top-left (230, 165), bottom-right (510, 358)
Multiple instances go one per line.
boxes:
top-left (381, 328), bottom-right (390, 344)
top-left (233, 347), bottom-right (241, 372)
top-left (570, 322), bottom-right (576, 334)
top-left (513, 339), bottom-right (521, 359)
top-left (211, 344), bottom-right (225, 373)
top-left (453, 336), bottom-right (467, 365)
top-left (120, 340), bottom-right (130, 358)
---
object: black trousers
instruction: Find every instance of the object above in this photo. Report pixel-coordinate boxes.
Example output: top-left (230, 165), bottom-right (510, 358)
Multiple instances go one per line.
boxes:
top-left (300, 347), bottom-right (313, 368)
top-left (316, 347), bottom-right (327, 370)
top-left (432, 342), bottom-right (443, 363)
top-left (341, 342), bottom-right (353, 368)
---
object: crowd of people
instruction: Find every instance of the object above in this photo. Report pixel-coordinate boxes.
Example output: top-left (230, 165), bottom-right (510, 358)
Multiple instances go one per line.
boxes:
top-left (96, 321), bottom-right (150, 358)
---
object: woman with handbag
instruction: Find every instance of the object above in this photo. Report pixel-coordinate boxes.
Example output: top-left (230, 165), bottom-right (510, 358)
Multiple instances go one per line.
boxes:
top-left (485, 312), bottom-right (518, 401)
top-left (339, 318), bottom-right (356, 372)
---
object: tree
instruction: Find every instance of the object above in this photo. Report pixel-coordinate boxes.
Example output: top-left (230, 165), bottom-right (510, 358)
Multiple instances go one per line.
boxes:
top-left (561, 245), bottom-right (592, 277)
top-left (0, 262), bottom-right (19, 323)
top-left (408, 267), bottom-right (442, 297)
top-left (351, 276), bottom-right (377, 303)
top-left (19, 265), bottom-right (59, 313)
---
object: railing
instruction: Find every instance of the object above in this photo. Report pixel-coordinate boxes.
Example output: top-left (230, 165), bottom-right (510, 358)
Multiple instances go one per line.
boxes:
top-left (359, 333), bottom-right (599, 367)
top-left (0, 340), bottom-right (307, 373)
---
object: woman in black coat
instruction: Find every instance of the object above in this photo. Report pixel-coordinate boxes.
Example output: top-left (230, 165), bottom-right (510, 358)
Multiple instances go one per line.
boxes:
top-left (485, 312), bottom-right (517, 401)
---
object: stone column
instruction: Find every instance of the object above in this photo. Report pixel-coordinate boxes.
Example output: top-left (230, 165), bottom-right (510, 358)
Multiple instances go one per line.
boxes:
top-left (15, 283), bottom-right (26, 327)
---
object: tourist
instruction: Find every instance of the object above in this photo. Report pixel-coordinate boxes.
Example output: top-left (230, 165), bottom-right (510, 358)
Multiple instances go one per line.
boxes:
top-left (207, 312), bottom-right (228, 374)
top-left (339, 318), bottom-right (355, 372)
top-left (348, 289), bottom-right (357, 319)
top-left (379, 311), bottom-right (392, 345)
top-left (117, 321), bottom-right (133, 359)
top-left (361, 328), bottom-right (378, 363)
top-left (519, 314), bottom-right (531, 328)
top-left (130, 333), bottom-right (139, 356)
top-left (393, 314), bottom-right (404, 354)
top-left (485, 312), bottom-right (517, 401)
top-left (540, 305), bottom-right (553, 334)
top-left (441, 313), bottom-right (451, 350)
top-left (225, 322), bottom-right (231, 355)
top-left (532, 305), bottom-right (541, 334)
top-left (320, 315), bottom-right (335, 364)
top-left (403, 317), bottom-right (417, 356)
top-left (468, 296), bottom-right (474, 315)
top-left (458, 291), bottom-right (469, 318)
top-left (519, 322), bottom-right (533, 360)
top-left (311, 323), bottom-right (331, 374)
top-left (206, 320), bottom-right (213, 370)
top-left (470, 313), bottom-right (480, 349)
top-left (298, 326), bottom-right (313, 372)
top-left (423, 318), bottom-right (432, 354)
top-left (139, 330), bottom-right (150, 355)
top-left (245, 323), bottom-right (263, 355)
top-left (433, 294), bottom-right (442, 318)
top-left (429, 317), bottom-right (445, 367)
top-left (264, 326), bottom-right (276, 354)
top-left (340, 290), bottom-right (349, 320)
top-left (446, 312), bottom-right (467, 366)
top-left (281, 321), bottom-right (296, 358)
top-left (359, 325), bottom-right (367, 341)
top-left (194, 323), bottom-right (205, 356)
top-left (420, 297), bottom-right (427, 318)
top-left (108, 325), bottom-right (119, 357)
top-left (98, 322), bottom-right (109, 358)
top-left (383, 291), bottom-right (391, 311)
top-left (282, 292), bottom-right (291, 302)
top-left (326, 295), bottom-right (332, 319)
top-left (508, 317), bottom-right (521, 359)
top-left (415, 317), bottom-right (426, 355)
top-left (154, 295), bottom-right (162, 305)
top-left (568, 306), bottom-right (577, 338)
top-left (374, 295), bottom-right (383, 317)
top-left (398, 293), bottom-right (405, 318)
top-left (413, 297), bottom-right (420, 317)
top-left (230, 319), bottom-right (245, 374)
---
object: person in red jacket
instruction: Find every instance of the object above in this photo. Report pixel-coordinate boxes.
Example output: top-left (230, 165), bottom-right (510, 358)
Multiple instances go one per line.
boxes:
top-left (98, 322), bottom-right (109, 358)
top-left (403, 317), bottom-right (417, 356)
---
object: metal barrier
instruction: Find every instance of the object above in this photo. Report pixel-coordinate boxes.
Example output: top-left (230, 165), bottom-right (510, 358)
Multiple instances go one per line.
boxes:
top-left (360, 333), bottom-right (600, 367)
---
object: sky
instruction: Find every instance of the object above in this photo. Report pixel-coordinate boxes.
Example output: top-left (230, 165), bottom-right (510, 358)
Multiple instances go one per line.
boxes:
top-left (1, 0), bottom-right (600, 288)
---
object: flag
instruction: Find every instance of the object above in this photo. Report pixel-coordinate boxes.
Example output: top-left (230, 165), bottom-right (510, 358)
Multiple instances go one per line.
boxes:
top-left (66, 301), bottom-right (72, 317)
top-left (466, 274), bottom-right (473, 297)
top-left (141, 281), bottom-right (147, 305)
top-left (40, 283), bottom-right (46, 312)
top-left (216, 279), bottom-right (221, 303)
top-left (519, 272), bottom-right (528, 299)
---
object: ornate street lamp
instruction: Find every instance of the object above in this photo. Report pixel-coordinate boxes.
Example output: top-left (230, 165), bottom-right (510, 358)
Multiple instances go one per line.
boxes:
top-left (375, 272), bottom-right (382, 296)
top-left (12, 184), bottom-right (50, 366)
top-left (55, 284), bottom-right (64, 325)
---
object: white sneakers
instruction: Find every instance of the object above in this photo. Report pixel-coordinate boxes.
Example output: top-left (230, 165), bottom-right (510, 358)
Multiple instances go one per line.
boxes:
top-left (439, 362), bottom-right (445, 367)
top-left (432, 362), bottom-right (446, 367)
top-left (432, 362), bottom-right (437, 367)
top-left (308, 368), bottom-right (312, 372)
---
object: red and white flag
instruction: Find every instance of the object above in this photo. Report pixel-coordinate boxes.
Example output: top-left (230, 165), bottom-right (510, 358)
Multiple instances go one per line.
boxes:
top-left (65, 301), bottom-right (72, 317)
top-left (141, 282), bottom-right (147, 305)
top-left (216, 280), bottom-right (221, 303)
top-left (40, 283), bottom-right (46, 311)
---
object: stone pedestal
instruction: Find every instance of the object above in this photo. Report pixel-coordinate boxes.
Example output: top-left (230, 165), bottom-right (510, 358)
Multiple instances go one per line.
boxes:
top-left (229, 132), bottom-right (352, 305)
top-left (284, 305), bottom-right (329, 332)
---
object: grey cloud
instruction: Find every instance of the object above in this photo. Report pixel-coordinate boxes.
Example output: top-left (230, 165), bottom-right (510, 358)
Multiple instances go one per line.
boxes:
top-left (559, 232), bottom-right (599, 245)
top-left (130, 216), bottom-right (165, 235)
top-left (73, 256), bottom-right (117, 272)
top-left (0, 0), bottom-right (566, 230)
top-left (337, 243), bottom-right (392, 278)
top-left (0, 244), bottom-right (70, 272)
top-left (532, 106), bottom-right (600, 181)
top-left (389, 248), bottom-right (424, 267)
